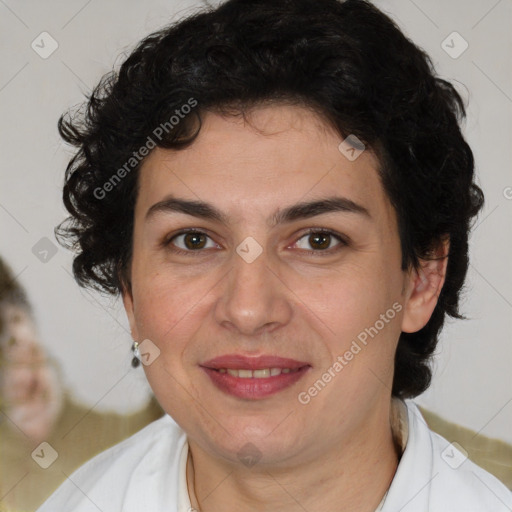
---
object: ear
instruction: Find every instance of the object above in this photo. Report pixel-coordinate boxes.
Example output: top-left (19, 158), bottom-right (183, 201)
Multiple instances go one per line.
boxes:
top-left (401, 237), bottom-right (450, 333)
top-left (121, 286), bottom-right (140, 342)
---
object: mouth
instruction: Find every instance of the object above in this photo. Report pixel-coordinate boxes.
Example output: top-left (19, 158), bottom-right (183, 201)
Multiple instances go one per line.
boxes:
top-left (213, 367), bottom-right (301, 378)
top-left (200, 354), bottom-right (311, 399)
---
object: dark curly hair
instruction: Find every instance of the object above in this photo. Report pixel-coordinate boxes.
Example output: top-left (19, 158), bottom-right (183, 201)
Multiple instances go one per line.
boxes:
top-left (56, 0), bottom-right (484, 398)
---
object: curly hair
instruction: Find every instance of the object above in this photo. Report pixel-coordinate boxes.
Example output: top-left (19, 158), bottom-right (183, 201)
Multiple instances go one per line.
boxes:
top-left (56, 0), bottom-right (484, 398)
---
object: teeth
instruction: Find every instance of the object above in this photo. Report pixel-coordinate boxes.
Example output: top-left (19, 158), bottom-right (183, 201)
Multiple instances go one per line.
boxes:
top-left (218, 367), bottom-right (299, 378)
top-left (253, 369), bottom-right (270, 378)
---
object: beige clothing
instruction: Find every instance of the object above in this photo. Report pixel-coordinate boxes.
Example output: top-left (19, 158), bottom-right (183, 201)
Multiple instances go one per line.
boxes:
top-left (0, 395), bottom-right (163, 512)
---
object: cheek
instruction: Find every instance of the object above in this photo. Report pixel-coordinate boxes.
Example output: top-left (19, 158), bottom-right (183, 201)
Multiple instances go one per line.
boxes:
top-left (295, 274), bottom-right (366, 346)
top-left (293, 262), bottom-right (395, 333)
top-left (131, 271), bottom-right (212, 356)
top-left (303, 268), bottom-right (403, 393)
top-left (298, 267), bottom-right (401, 399)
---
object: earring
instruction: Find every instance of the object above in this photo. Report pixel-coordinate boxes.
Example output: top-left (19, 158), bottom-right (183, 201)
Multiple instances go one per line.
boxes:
top-left (131, 341), bottom-right (141, 368)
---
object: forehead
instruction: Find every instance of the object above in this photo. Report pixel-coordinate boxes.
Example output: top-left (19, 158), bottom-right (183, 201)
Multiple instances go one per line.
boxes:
top-left (135, 105), bottom-right (392, 225)
top-left (1, 303), bottom-right (31, 322)
top-left (0, 303), bottom-right (35, 346)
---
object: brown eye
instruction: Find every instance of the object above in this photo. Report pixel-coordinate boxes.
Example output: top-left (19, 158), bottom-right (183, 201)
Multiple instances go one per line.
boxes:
top-left (183, 232), bottom-right (207, 250)
top-left (308, 233), bottom-right (331, 250)
top-left (167, 230), bottom-right (218, 253)
top-left (295, 230), bottom-right (346, 253)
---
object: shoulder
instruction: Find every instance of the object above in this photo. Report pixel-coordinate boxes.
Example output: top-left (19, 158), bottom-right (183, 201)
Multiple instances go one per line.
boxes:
top-left (428, 427), bottom-right (512, 510)
top-left (405, 400), bottom-right (512, 511)
top-left (36, 414), bottom-right (186, 512)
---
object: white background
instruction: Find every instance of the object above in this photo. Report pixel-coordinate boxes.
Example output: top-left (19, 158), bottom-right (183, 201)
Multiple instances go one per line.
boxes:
top-left (0, 0), bottom-right (511, 443)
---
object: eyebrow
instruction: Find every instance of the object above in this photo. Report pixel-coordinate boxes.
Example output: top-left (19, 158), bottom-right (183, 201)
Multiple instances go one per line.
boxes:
top-left (145, 195), bottom-right (371, 227)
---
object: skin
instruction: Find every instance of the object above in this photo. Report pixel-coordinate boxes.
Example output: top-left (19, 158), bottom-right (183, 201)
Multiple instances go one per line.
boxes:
top-left (0, 304), bottom-right (63, 443)
top-left (123, 104), bottom-right (448, 512)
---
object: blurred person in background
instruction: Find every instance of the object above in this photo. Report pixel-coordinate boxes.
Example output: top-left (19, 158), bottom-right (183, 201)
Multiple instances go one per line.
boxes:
top-left (0, 267), bottom-right (64, 447)
top-left (0, 256), bottom-right (163, 512)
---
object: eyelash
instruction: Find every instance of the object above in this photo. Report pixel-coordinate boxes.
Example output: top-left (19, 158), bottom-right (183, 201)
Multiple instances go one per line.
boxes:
top-left (163, 228), bottom-right (348, 257)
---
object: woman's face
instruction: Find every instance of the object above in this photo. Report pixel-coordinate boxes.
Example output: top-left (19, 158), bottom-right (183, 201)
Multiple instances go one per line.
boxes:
top-left (123, 105), bottom-right (416, 467)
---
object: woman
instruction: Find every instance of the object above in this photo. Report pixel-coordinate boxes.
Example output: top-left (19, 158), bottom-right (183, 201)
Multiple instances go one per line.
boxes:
top-left (37, 0), bottom-right (512, 510)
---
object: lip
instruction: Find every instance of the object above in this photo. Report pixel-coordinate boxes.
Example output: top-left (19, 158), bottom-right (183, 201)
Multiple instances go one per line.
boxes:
top-left (200, 354), bottom-right (311, 400)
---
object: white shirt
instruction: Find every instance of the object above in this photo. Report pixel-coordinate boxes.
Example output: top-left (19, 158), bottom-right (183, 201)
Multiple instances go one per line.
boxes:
top-left (36, 400), bottom-right (512, 512)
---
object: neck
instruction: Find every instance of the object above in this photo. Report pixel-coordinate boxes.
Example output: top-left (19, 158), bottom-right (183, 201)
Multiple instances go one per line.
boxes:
top-left (186, 401), bottom-right (400, 512)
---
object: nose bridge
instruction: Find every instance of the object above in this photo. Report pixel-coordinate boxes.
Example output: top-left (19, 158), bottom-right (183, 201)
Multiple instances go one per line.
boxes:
top-left (215, 241), bottom-right (292, 335)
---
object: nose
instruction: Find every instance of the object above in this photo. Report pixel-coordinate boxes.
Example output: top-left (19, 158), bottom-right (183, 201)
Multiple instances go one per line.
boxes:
top-left (214, 244), bottom-right (293, 337)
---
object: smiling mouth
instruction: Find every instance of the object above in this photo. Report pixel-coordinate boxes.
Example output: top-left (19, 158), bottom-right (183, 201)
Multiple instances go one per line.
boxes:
top-left (200, 354), bottom-right (311, 399)
top-left (212, 367), bottom-right (304, 378)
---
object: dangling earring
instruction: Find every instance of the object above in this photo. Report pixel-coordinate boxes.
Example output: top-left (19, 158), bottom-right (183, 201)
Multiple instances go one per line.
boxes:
top-left (131, 341), bottom-right (141, 368)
